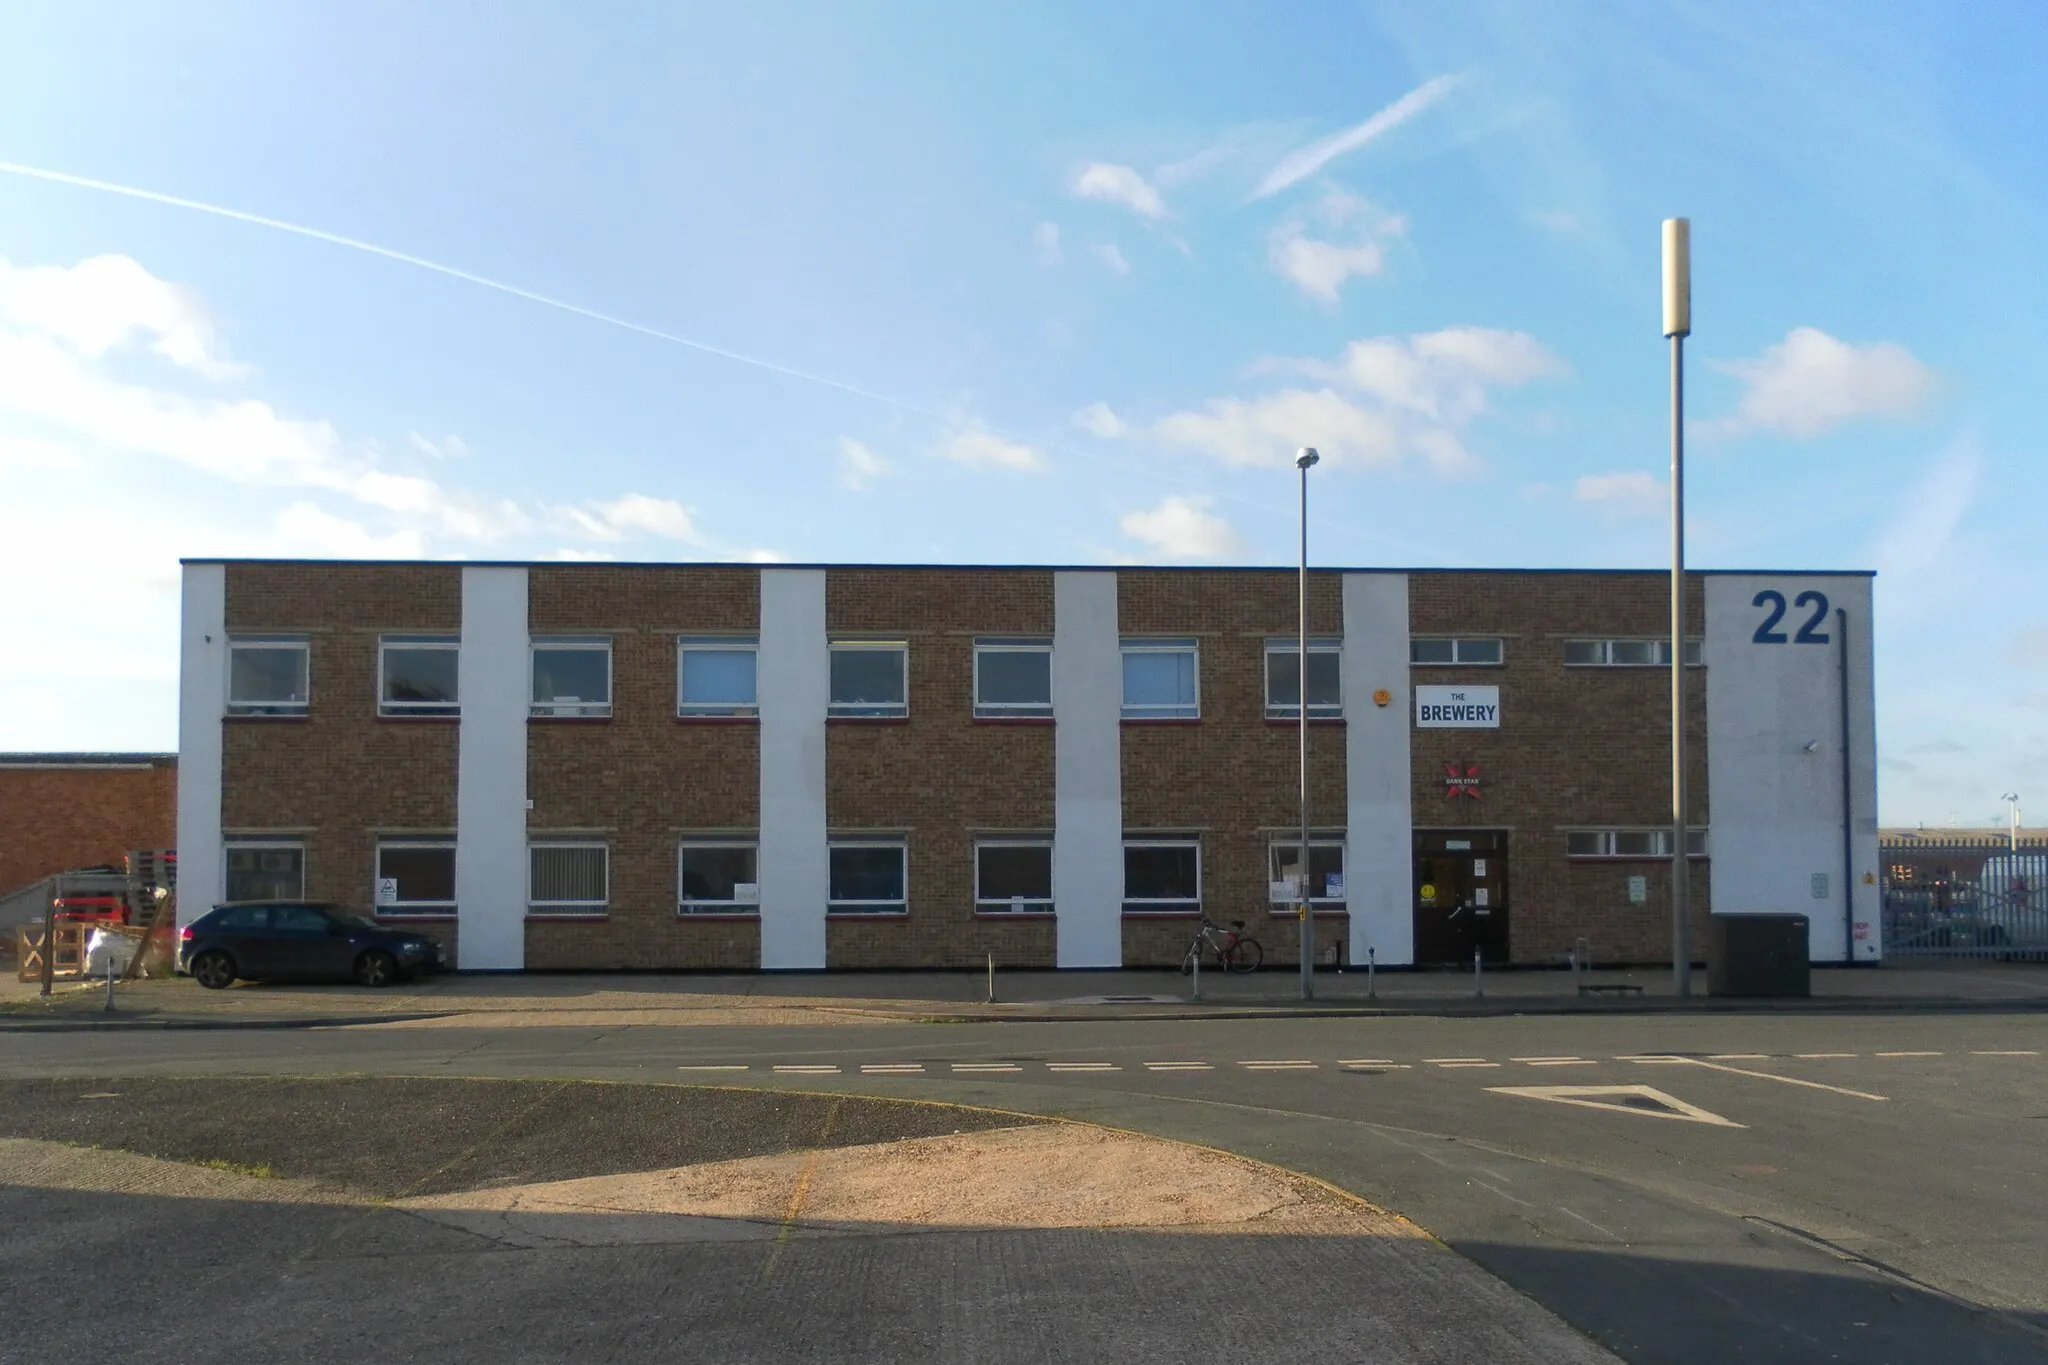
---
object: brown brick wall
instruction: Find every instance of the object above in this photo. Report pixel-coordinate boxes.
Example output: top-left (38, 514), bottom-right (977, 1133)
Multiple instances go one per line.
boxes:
top-left (1117, 571), bottom-right (1346, 967)
top-left (0, 761), bottom-right (177, 895)
top-left (524, 565), bottom-right (761, 970)
top-left (826, 569), bottom-right (1056, 968)
top-left (1408, 572), bottom-right (1711, 963)
top-left (221, 565), bottom-right (460, 949)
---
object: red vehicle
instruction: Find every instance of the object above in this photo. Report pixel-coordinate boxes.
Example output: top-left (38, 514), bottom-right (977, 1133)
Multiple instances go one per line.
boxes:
top-left (51, 892), bottom-right (129, 925)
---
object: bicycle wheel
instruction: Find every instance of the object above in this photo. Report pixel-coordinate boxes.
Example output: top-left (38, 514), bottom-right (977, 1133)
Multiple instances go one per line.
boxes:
top-left (1226, 937), bottom-right (1263, 973)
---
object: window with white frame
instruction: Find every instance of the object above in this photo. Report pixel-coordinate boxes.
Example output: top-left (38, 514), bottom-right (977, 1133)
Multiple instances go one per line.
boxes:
top-left (1563, 638), bottom-right (1704, 667)
top-left (1264, 639), bottom-right (1342, 719)
top-left (531, 638), bottom-right (612, 717)
top-left (1566, 828), bottom-right (1708, 858)
top-left (529, 842), bottom-right (608, 914)
top-left (828, 840), bottom-right (908, 915)
top-left (224, 840), bottom-right (305, 902)
top-left (677, 637), bottom-right (758, 717)
top-left (1121, 639), bottom-right (1199, 720)
top-left (379, 636), bottom-right (459, 715)
top-left (374, 841), bottom-right (455, 916)
top-left (678, 842), bottom-right (758, 913)
top-left (226, 637), bottom-right (310, 716)
top-left (1410, 636), bottom-right (1504, 666)
top-left (1123, 838), bottom-right (1200, 915)
top-left (829, 642), bottom-right (908, 718)
top-left (1268, 838), bottom-right (1346, 906)
top-left (975, 840), bottom-right (1052, 914)
top-left (973, 638), bottom-right (1052, 718)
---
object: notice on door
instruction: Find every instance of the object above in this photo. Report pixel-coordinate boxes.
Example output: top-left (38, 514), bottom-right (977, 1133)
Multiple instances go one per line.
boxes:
top-left (1415, 685), bottom-right (1500, 728)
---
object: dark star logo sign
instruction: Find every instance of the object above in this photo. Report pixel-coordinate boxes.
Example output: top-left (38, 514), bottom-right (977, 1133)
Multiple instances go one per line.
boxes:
top-left (1445, 761), bottom-right (1482, 800)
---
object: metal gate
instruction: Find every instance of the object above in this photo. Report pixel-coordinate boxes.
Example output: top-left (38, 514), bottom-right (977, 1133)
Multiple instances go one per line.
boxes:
top-left (1882, 839), bottom-right (2048, 959)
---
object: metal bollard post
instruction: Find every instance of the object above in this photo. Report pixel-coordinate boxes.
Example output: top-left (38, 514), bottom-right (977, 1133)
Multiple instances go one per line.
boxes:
top-left (986, 952), bottom-right (995, 1005)
top-left (103, 941), bottom-right (116, 1012)
top-left (1474, 948), bottom-right (1483, 999)
top-left (1367, 946), bottom-right (1376, 1000)
top-left (1191, 943), bottom-right (1201, 1002)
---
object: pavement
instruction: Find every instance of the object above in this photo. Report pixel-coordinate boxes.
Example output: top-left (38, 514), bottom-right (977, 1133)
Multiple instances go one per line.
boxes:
top-left (8, 957), bottom-right (2048, 1029)
top-left (0, 1076), bottom-right (1618, 1365)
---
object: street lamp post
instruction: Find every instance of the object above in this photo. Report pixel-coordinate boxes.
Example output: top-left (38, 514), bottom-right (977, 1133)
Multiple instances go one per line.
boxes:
top-left (2004, 793), bottom-right (2022, 855)
top-left (1663, 218), bottom-right (1692, 997)
top-left (1296, 446), bottom-right (1320, 1002)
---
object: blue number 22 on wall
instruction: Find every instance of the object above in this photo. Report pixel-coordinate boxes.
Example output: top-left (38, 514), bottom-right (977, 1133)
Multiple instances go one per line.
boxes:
top-left (1752, 589), bottom-right (1831, 644)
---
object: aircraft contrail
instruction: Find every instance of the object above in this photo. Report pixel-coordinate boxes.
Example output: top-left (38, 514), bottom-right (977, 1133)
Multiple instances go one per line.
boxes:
top-left (0, 159), bottom-right (949, 425)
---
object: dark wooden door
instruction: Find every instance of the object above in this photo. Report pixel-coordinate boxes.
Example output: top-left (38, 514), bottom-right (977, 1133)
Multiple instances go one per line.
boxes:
top-left (1413, 831), bottom-right (1510, 965)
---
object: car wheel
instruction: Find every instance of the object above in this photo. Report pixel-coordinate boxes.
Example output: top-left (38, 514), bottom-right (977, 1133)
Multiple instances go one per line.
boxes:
top-left (354, 950), bottom-right (399, 988)
top-left (190, 950), bottom-right (237, 990)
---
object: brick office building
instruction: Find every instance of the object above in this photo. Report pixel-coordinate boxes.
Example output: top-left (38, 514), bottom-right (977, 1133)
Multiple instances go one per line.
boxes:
top-left (176, 560), bottom-right (1880, 971)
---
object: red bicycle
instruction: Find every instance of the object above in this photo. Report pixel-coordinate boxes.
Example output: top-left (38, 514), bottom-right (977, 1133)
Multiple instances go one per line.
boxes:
top-left (1180, 919), bottom-right (1263, 974)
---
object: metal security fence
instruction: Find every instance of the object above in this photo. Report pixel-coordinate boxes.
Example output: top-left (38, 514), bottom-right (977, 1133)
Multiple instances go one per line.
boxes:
top-left (1883, 839), bottom-right (2048, 960)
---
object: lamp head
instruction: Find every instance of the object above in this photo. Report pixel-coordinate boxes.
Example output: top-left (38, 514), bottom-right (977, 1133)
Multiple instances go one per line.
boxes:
top-left (1295, 447), bottom-right (1320, 470)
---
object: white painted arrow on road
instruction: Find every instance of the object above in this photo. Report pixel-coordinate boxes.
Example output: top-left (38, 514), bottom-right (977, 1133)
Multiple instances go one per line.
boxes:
top-left (1487, 1084), bottom-right (1745, 1128)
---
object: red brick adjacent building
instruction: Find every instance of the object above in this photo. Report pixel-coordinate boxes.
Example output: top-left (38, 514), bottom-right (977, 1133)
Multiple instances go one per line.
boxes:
top-left (0, 754), bottom-right (177, 895)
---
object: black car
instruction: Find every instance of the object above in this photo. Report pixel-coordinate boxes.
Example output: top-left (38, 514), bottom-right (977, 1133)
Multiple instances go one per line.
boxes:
top-left (178, 901), bottom-right (447, 988)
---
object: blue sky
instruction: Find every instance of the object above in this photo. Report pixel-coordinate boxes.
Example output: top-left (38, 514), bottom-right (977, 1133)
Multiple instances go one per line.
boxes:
top-left (0, 0), bottom-right (2040, 826)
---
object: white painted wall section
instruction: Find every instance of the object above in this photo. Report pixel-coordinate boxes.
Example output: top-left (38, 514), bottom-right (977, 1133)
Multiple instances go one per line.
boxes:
top-left (1342, 573), bottom-right (1414, 966)
top-left (455, 567), bottom-right (530, 970)
top-left (1706, 574), bottom-right (1879, 962)
top-left (758, 569), bottom-right (829, 969)
top-left (1053, 571), bottom-right (1123, 968)
top-left (176, 564), bottom-right (226, 926)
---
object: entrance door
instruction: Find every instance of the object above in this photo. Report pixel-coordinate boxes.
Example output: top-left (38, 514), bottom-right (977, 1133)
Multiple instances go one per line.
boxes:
top-left (1413, 831), bottom-right (1510, 966)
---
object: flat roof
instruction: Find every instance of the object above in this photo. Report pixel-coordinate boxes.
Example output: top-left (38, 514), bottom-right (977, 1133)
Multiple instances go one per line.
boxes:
top-left (180, 558), bottom-right (1874, 577)
top-left (0, 753), bottom-right (176, 769)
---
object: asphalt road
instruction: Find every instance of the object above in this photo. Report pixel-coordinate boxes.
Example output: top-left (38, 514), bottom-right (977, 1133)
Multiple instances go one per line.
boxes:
top-left (7, 1010), bottom-right (2047, 1364)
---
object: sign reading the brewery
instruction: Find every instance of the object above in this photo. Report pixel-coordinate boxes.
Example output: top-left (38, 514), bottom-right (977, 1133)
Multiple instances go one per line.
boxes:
top-left (1444, 761), bottom-right (1482, 800)
top-left (1415, 685), bottom-right (1499, 728)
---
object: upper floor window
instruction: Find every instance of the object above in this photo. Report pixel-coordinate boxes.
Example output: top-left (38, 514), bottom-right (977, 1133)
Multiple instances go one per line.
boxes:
top-left (1264, 638), bottom-right (1342, 719)
top-left (1564, 638), bottom-right (1703, 668)
top-left (226, 636), bottom-right (309, 716)
top-left (678, 637), bottom-right (758, 717)
top-left (1121, 638), bottom-right (1198, 720)
top-left (829, 641), bottom-right (907, 718)
top-left (974, 638), bottom-right (1052, 718)
top-left (1411, 637), bottom-right (1504, 666)
top-left (379, 636), bottom-right (459, 716)
top-left (1567, 828), bottom-right (1707, 858)
top-left (531, 638), bottom-right (612, 718)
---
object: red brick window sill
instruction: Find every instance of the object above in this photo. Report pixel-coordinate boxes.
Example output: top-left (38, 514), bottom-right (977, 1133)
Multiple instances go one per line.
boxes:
top-left (524, 913), bottom-right (610, 922)
top-left (675, 911), bottom-right (761, 922)
top-left (1120, 718), bottom-right (1202, 727)
top-left (973, 910), bottom-right (1056, 920)
top-left (674, 716), bottom-right (760, 726)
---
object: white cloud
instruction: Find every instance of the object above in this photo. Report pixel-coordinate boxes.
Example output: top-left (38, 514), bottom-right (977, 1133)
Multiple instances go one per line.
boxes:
top-left (1155, 326), bottom-right (1564, 474)
top-left (407, 431), bottom-right (471, 459)
top-left (1069, 162), bottom-right (1167, 219)
top-left (567, 493), bottom-right (699, 543)
top-left (1033, 221), bottom-right (1063, 266)
top-left (1267, 226), bottom-right (1389, 303)
top-left (272, 501), bottom-right (430, 558)
top-left (0, 253), bottom-right (248, 379)
top-left (942, 428), bottom-right (1047, 472)
top-left (1072, 402), bottom-right (1127, 439)
top-left (1092, 243), bottom-right (1130, 275)
top-left (1253, 75), bottom-right (1461, 199)
top-left (1572, 471), bottom-right (1665, 518)
top-left (744, 548), bottom-right (787, 563)
top-left (1872, 443), bottom-right (1980, 585)
top-left (1710, 327), bottom-right (1934, 439)
top-left (547, 548), bottom-right (619, 562)
top-left (1119, 495), bottom-right (1243, 560)
top-left (837, 437), bottom-right (893, 491)
top-left (1525, 209), bottom-right (1584, 235)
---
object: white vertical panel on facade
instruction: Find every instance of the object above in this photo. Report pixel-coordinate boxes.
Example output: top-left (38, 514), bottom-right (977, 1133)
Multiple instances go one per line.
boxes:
top-left (456, 567), bottom-right (530, 970)
top-left (1342, 573), bottom-right (1414, 966)
top-left (1705, 574), bottom-right (1879, 962)
top-left (1053, 570), bottom-right (1123, 968)
top-left (758, 569), bottom-right (829, 969)
top-left (176, 563), bottom-right (226, 926)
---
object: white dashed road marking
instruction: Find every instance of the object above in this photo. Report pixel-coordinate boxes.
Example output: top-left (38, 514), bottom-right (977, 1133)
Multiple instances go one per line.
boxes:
top-left (1707, 1054), bottom-right (1769, 1061)
top-left (1145, 1062), bottom-right (1214, 1072)
top-left (677, 1065), bottom-right (750, 1072)
top-left (860, 1064), bottom-right (925, 1074)
top-left (1240, 1060), bottom-right (1318, 1071)
top-left (773, 1065), bottom-right (840, 1075)
top-left (1795, 1052), bottom-right (1856, 1059)
top-left (1876, 1051), bottom-right (1943, 1058)
top-left (1338, 1059), bottom-right (1410, 1068)
top-left (1046, 1062), bottom-right (1120, 1072)
top-left (1512, 1056), bottom-right (1593, 1067)
top-left (1973, 1050), bottom-right (2040, 1056)
top-left (950, 1063), bottom-right (1022, 1074)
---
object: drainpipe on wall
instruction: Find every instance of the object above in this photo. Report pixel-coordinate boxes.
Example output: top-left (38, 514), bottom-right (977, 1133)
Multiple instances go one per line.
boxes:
top-left (1838, 607), bottom-right (1855, 964)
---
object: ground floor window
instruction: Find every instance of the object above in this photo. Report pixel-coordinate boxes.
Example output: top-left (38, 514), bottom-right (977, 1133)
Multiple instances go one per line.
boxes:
top-left (679, 842), bottom-right (759, 913)
top-left (829, 840), bottom-right (907, 915)
top-left (375, 841), bottom-right (455, 916)
top-left (1268, 838), bottom-right (1346, 907)
top-left (529, 843), bottom-right (608, 914)
top-left (224, 841), bottom-right (304, 902)
top-left (1566, 828), bottom-right (1707, 858)
top-left (975, 840), bottom-right (1053, 914)
top-left (1123, 838), bottom-right (1200, 915)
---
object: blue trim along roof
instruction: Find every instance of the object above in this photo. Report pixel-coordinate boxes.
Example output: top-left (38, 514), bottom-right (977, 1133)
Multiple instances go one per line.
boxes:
top-left (180, 558), bottom-right (1874, 577)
